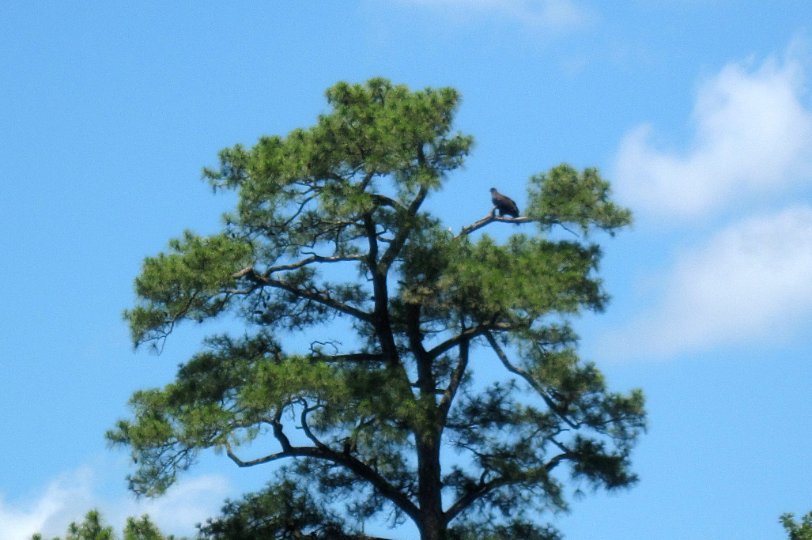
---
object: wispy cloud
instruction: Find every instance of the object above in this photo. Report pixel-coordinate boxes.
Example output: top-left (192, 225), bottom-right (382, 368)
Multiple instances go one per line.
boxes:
top-left (0, 467), bottom-right (96, 540)
top-left (605, 206), bottom-right (812, 360)
top-left (0, 465), bottom-right (231, 540)
top-left (614, 48), bottom-right (812, 219)
top-left (108, 474), bottom-right (231, 536)
top-left (604, 42), bottom-right (812, 360)
top-left (396, 0), bottom-right (594, 32)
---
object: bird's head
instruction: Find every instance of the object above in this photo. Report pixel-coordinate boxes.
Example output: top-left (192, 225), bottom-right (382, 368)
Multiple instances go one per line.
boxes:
top-left (489, 187), bottom-right (497, 193)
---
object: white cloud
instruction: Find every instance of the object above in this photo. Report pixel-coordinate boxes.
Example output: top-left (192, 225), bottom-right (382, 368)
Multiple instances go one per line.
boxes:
top-left (0, 465), bottom-right (231, 540)
top-left (0, 467), bottom-right (96, 540)
top-left (396, 0), bottom-right (593, 31)
top-left (112, 474), bottom-right (231, 534)
top-left (614, 50), bottom-right (812, 218)
top-left (605, 206), bottom-right (812, 359)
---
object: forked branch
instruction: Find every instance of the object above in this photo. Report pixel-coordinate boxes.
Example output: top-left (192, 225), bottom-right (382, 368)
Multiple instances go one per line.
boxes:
top-left (224, 408), bottom-right (421, 523)
top-left (443, 453), bottom-right (569, 525)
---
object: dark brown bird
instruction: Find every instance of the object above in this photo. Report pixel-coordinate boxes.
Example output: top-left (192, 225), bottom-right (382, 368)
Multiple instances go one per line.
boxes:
top-left (490, 187), bottom-right (519, 218)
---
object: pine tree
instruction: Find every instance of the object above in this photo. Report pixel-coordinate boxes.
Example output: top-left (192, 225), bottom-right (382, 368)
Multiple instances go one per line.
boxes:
top-left (108, 78), bottom-right (646, 540)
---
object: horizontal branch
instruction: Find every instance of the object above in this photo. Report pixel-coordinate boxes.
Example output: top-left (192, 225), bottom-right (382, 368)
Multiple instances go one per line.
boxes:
top-left (458, 212), bottom-right (532, 237)
top-left (232, 266), bottom-right (372, 322)
top-left (320, 353), bottom-right (386, 363)
top-left (308, 341), bottom-right (385, 364)
top-left (426, 322), bottom-right (511, 360)
top-left (267, 253), bottom-right (365, 273)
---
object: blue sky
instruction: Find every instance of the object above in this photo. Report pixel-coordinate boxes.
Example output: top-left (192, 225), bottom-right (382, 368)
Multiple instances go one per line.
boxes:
top-left (2, 1), bottom-right (812, 538)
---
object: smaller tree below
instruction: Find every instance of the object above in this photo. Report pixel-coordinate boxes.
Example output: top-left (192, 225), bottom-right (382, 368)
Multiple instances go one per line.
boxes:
top-left (782, 512), bottom-right (812, 540)
top-left (31, 511), bottom-right (176, 540)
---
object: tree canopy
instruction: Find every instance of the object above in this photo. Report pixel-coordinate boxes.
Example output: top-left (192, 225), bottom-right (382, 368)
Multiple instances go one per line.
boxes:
top-left (782, 512), bottom-right (812, 540)
top-left (32, 510), bottom-right (175, 540)
top-left (108, 78), bottom-right (646, 540)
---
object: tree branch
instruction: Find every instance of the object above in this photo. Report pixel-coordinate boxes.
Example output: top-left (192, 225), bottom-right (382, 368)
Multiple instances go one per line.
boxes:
top-left (232, 266), bottom-right (372, 322)
top-left (379, 184), bottom-right (429, 274)
top-left (443, 452), bottom-right (570, 525)
top-left (426, 322), bottom-right (512, 360)
top-left (406, 302), bottom-right (432, 392)
top-left (438, 336), bottom-right (468, 422)
top-left (281, 191), bottom-right (318, 229)
top-left (358, 169), bottom-right (376, 192)
top-left (370, 193), bottom-right (406, 213)
top-left (458, 212), bottom-right (587, 238)
top-left (321, 353), bottom-right (387, 364)
top-left (267, 253), bottom-right (365, 273)
top-left (308, 341), bottom-right (385, 364)
top-left (224, 408), bottom-right (422, 524)
top-left (484, 331), bottom-right (579, 430)
top-left (458, 212), bottom-right (531, 237)
top-left (361, 213), bottom-right (401, 364)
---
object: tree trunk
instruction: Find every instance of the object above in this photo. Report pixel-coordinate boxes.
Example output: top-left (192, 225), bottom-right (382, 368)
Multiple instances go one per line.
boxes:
top-left (412, 300), bottom-right (446, 540)
top-left (416, 433), bottom-right (444, 540)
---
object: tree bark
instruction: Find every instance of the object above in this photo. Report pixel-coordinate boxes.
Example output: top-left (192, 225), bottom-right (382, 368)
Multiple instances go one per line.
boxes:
top-left (416, 433), bottom-right (444, 540)
top-left (409, 300), bottom-right (446, 540)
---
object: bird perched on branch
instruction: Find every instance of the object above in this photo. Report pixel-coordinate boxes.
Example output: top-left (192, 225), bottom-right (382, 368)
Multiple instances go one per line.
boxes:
top-left (490, 187), bottom-right (519, 218)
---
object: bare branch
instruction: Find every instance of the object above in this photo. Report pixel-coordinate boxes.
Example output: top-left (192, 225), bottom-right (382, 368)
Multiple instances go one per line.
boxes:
top-left (458, 212), bottom-right (532, 237)
top-left (322, 353), bottom-right (387, 364)
top-left (299, 399), bottom-right (329, 450)
top-left (426, 322), bottom-right (511, 360)
top-left (438, 335), bottom-right (468, 422)
top-left (267, 253), bottom-right (365, 273)
top-left (309, 341), bottom-right (387, 365)
top-left (458, 211), bottom-right (587, 238)
top-left (405, 303), bottom-right (430, 384)
top-left (358, 169), bottom-right (376, 192)
top-left (232, 266), bottom-right (255, 279)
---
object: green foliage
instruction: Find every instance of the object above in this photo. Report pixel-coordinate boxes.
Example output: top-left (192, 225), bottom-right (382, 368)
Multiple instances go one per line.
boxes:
top-left (110, 78), bottom-right (646, 539)
top-left (125, 232), bottom-right (253, 349)
top-left (56, 510), bottom-right (113, 540)
top-left (526, 164), bottom-right (632, 236)
top-left (438, 235), bottom-right (607, 318)
top-left (197, 479), bottom-right (351, 539)
top-left (782, 512), bottom-right (812, 540)
top-left (448, 520), bottom-right (562, 540)
top-left (32, 511), bottom-right (177, 540)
